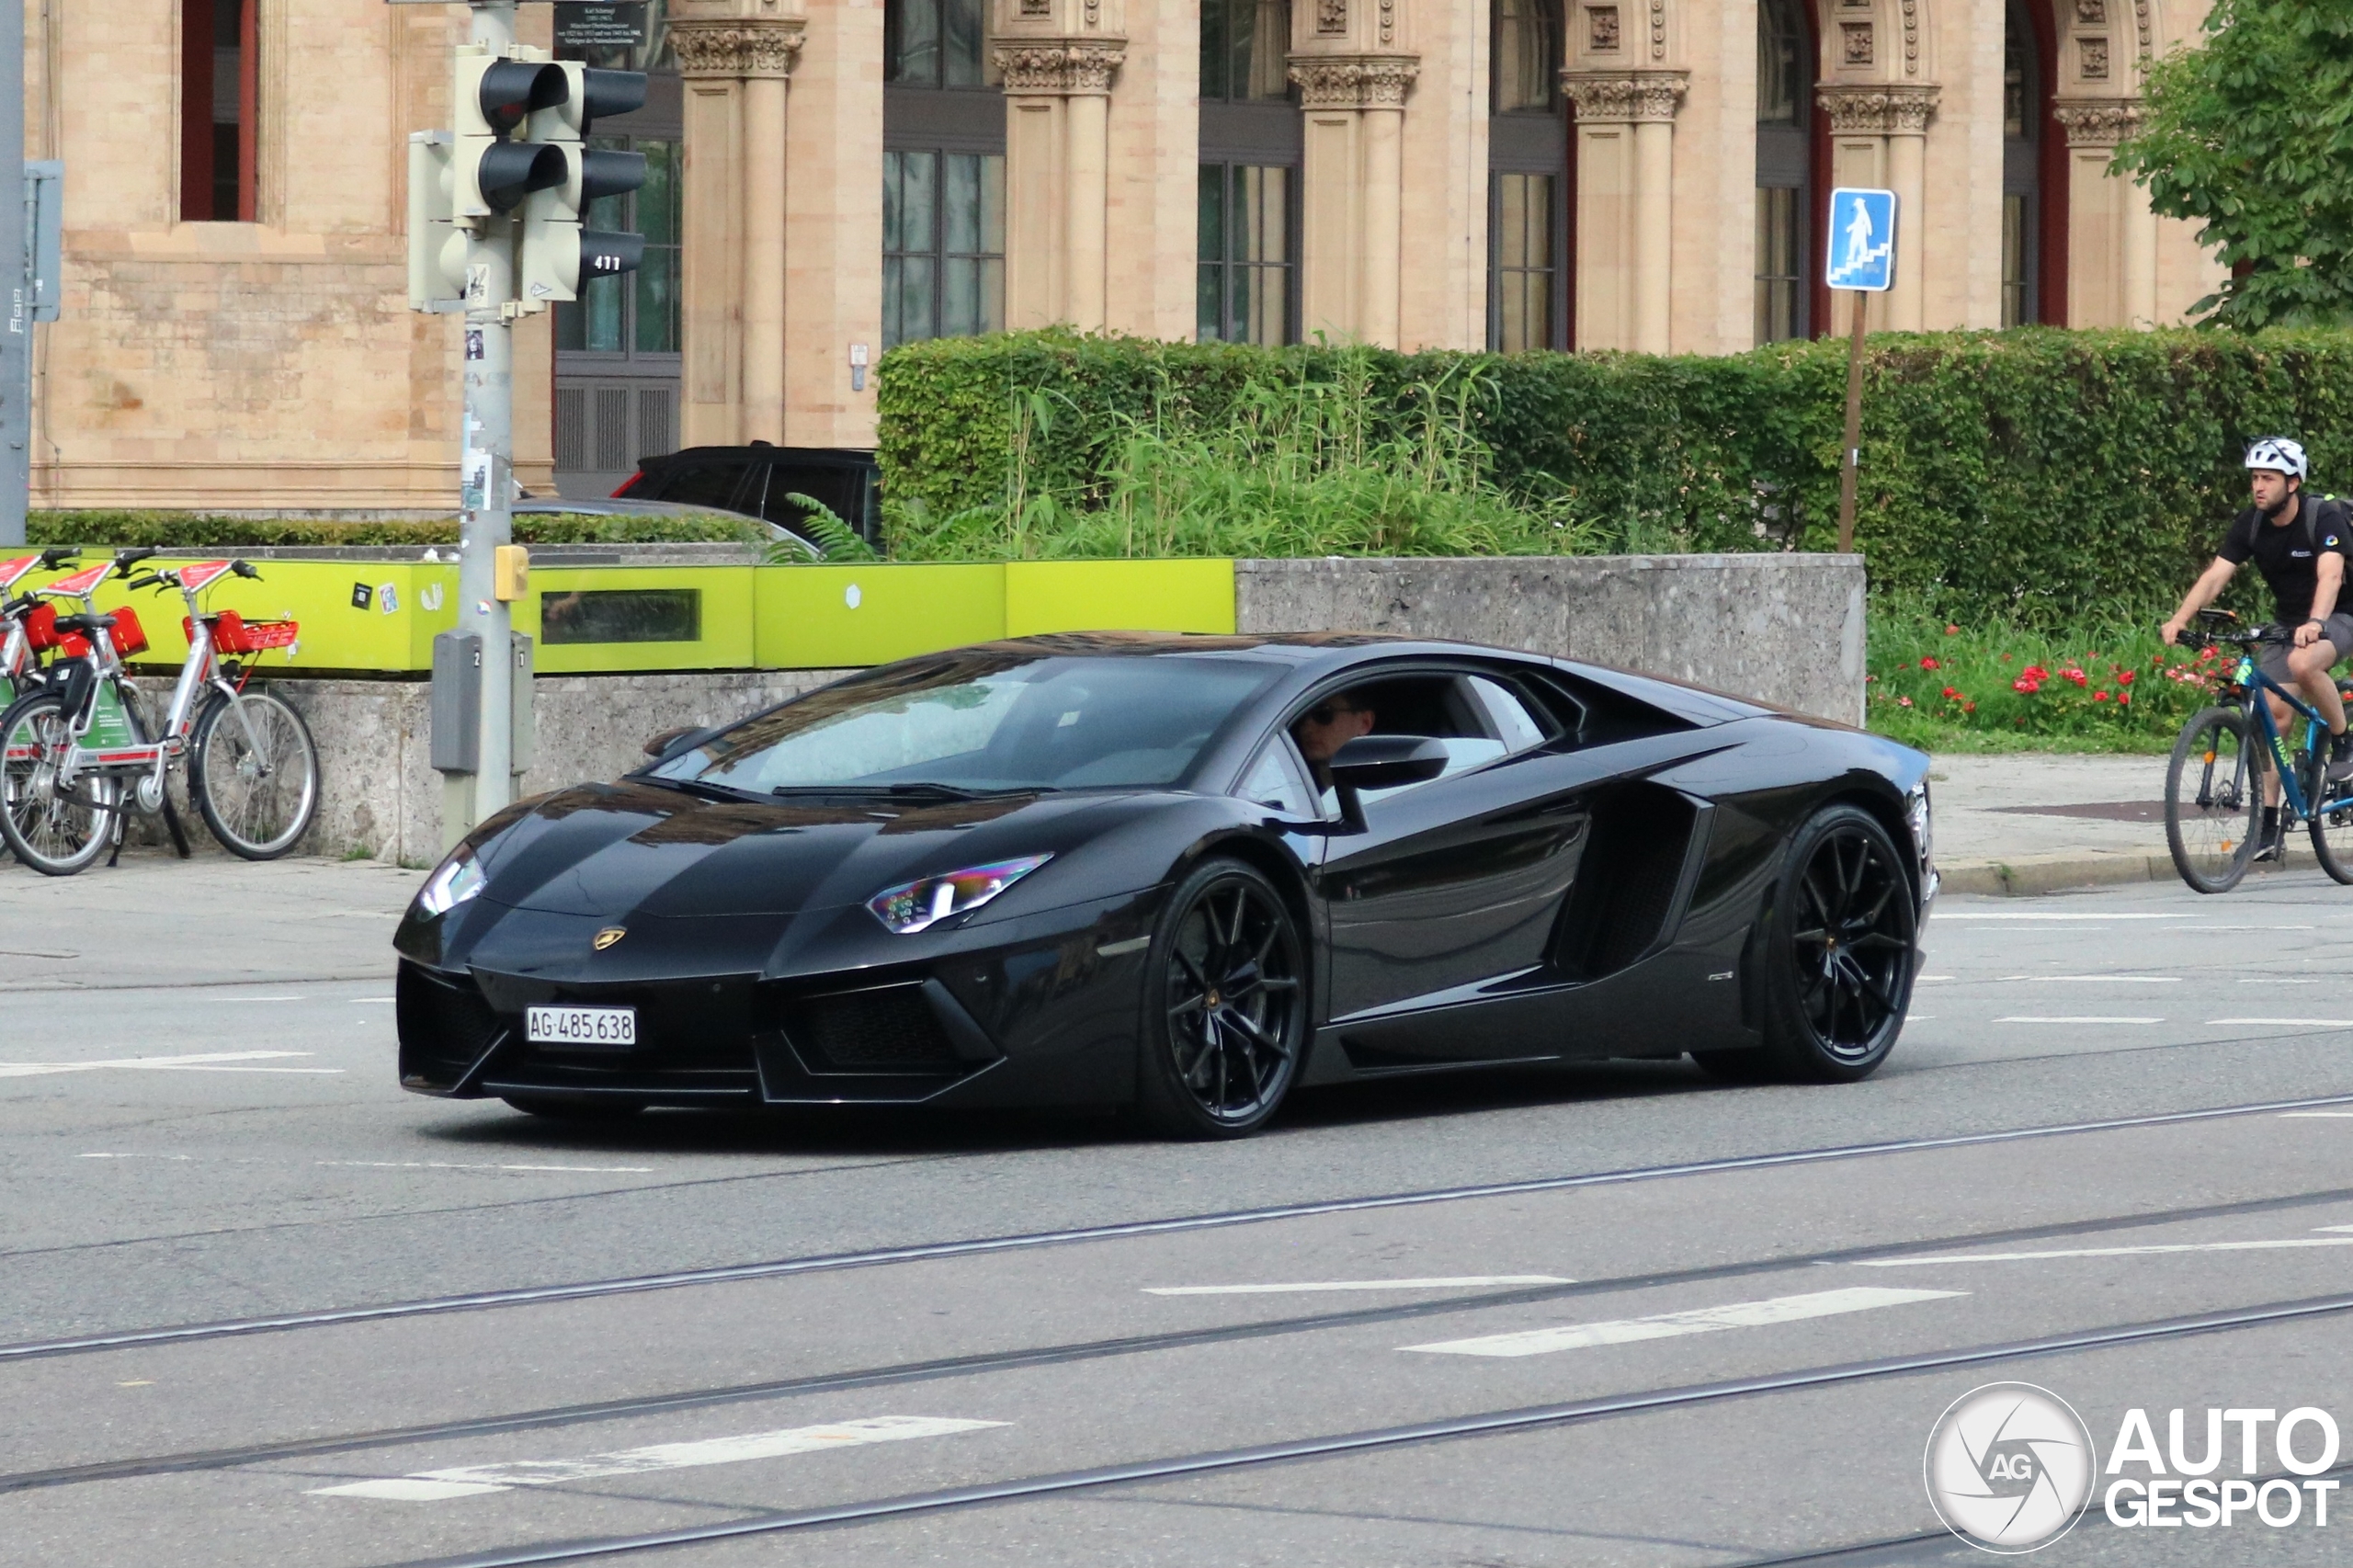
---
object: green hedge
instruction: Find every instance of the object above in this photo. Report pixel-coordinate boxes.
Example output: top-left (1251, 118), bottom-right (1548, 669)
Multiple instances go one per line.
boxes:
top-left (24, 511), bottom-right (767, 548)
top-left (876, 327), bottom-right (2353, 628)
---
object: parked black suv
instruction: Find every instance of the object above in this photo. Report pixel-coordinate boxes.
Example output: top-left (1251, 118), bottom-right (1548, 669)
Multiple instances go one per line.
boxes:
top-left (615, 444), bottom-right (882, 544)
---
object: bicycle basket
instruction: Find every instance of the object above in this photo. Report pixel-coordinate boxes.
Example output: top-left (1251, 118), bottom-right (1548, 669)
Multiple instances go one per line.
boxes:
top-left (108, 605), bottom-right (149, 659)
top-left (190, 609), bottom-right (299, 655)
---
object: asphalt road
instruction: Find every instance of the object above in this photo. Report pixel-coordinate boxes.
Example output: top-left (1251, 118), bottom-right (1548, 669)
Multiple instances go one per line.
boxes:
top-left (7, 854), bottom-right (2353, 1566)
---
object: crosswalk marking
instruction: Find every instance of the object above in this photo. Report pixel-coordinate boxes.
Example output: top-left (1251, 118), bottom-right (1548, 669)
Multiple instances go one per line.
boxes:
top-left (1400, 1287), bottom-right (1963, 1358)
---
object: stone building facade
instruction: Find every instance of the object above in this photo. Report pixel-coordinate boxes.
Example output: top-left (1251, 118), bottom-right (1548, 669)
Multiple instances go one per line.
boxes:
top-left (28, 0), bottom-right (2223, 512)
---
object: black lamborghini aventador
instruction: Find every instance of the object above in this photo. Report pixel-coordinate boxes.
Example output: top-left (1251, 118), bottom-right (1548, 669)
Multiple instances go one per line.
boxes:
top-left (394, 632), bottom-right (1935, 1138)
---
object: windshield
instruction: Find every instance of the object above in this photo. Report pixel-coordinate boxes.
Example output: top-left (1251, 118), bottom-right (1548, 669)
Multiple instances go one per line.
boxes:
top-left (650, 653), bottom-right (1284, 794)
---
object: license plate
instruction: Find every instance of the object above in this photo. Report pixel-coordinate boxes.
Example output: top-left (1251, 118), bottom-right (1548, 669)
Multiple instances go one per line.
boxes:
top-left (526, 1005), bottom-right (637, 1049)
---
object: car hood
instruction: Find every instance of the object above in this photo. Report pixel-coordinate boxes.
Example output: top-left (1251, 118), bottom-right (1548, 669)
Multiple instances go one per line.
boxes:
top-left (470, 780), bottom-right (1133, 921)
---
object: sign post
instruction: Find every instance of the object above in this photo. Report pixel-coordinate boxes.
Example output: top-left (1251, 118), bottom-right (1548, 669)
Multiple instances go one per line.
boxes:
top-left (1824, 187), bottom-right (1896, 554)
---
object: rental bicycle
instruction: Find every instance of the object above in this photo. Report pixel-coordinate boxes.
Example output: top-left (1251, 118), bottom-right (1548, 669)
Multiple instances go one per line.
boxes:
top-left (2165, 608), bottom-right (2353, 893)
top-left (0, 555), bottom-right (318, 875)
top-left (0, 547), bottom-right (82, 702)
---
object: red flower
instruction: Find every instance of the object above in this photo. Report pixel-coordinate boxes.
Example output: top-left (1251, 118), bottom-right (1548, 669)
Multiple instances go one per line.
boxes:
top-left (2200, 646), bottom-right (2219, 661)
top-left (2118, 670), bottom-right (2135, 686)
top-left (1962, 701), bottom-right (1977, 712)
top-left (1898, 696), bottom-right (1914, 708)
top-left (1944, 624), bottom-right (1960, 636)
top-left (2093, 690), bottom-right (2110, 702)
top-left (2022, 665), bottom-right (2050, 680)
top-left (2117, 693), bottom-right (2131, 706)
top-left (1920, 656), bottom-right (1941, 670)
top-left (1942, 686), bottom-right (1961, 699)
top-left (2013, 677), bottom-right (2041, 694)
top-left (2000, 653), bottom-right (2015, 663)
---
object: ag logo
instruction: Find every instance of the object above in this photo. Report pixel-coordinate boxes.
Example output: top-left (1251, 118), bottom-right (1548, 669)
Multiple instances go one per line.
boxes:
top-left (592, 926), bottom-right (627, 951)
top-left (1924, 1382), bottom-right (2097, 1553)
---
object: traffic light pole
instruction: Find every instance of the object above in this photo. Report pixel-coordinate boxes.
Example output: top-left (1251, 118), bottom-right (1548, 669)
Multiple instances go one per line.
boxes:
top-left (456, 0), bottom-right (517, 825)
top-left (0, 0), bottom-right (28, 548)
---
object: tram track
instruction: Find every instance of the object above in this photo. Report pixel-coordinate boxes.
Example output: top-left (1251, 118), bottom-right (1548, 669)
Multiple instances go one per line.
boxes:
top-left (369, 1286), bottom-right (2353, 1568)
top-left (12, 1177), bottom-right (2353, 1498)
top-left (9, 1085), bottom-right (2350, 1367)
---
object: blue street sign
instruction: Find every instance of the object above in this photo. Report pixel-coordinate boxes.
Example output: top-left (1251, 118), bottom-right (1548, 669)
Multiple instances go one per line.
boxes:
top-left (1824, 187), bottom-right (1897, 292)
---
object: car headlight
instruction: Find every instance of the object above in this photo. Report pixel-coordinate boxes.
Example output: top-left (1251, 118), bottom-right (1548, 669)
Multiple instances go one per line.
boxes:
top-left (1905, 780), bottom-right (1933, 868)
top-left (415, 848), bottom-right (487, 917)
top-left (869, 855), bottom-right (1051, 935)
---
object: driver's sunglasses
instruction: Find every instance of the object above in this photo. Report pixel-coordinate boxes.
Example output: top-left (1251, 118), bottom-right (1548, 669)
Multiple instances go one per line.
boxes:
top-left (1304, 702), bottom-right (1358, 725)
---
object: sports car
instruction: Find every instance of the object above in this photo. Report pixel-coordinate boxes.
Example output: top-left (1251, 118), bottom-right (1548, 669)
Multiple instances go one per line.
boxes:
top-left (393, 632), bottom-right (1935, 1138)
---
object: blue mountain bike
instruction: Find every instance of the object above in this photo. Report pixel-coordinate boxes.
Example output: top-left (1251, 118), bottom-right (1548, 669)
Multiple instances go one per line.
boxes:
top-left (2165, 609), bottom-right (2353, 892)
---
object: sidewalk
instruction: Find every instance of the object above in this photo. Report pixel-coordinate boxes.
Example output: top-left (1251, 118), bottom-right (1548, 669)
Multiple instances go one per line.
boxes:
top-left (1930, 751), bottom-right (2188, 895)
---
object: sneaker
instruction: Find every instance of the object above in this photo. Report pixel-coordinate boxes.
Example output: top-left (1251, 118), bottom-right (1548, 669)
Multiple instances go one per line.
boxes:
top-left (2254, 809), bottom-right (2286, 862)
top-left (2329, 730), bottom-right (2353, 784)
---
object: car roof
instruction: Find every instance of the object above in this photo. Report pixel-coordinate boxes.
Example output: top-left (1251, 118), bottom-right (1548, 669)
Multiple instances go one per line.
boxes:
top-left (642, 445), bottom-right (878, 470)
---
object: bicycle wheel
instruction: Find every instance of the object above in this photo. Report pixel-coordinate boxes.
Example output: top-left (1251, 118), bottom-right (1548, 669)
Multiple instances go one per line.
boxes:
top-left (2312, 762), bottom-right (2353, 885)
top-left (2165, 705), bottom-right (2261, 894)
top-left (189, 687), bottom-right (319, 859)
top-left (0, 687), bottom-right (120, 876)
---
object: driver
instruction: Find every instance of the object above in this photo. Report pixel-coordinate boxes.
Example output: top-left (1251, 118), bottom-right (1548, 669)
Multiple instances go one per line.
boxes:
top-left (2163, 437), bottom-right (2353, 859)
top-left (1291, 692), bottom-right (1376, 792)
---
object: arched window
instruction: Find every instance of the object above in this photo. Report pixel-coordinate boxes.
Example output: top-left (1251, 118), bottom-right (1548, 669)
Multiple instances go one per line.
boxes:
top-left (1199, 0), bottom-right (1298, 344)
top-left (1488, 0), bottom-right (1567, 352)
top-left (883, 0), bottom-right (1006, 348)
top-left (1754, 0), bottom-right (1813, 342)
top-left (2002, 0), bottom-right (2060, 325)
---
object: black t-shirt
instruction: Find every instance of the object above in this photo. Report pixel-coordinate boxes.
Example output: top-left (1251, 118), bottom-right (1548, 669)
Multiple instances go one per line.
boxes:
top-left (2219, 495), bottom-right (2350, 626)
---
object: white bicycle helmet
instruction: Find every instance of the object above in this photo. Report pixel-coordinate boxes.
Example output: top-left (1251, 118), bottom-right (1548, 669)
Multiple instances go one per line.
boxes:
top-left (2245, 436), bottom-right (2309, 480)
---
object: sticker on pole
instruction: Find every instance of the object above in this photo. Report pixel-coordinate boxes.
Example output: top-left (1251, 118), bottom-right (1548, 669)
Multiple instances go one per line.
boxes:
top-left (1825, 187), bottom-right (1897, 291)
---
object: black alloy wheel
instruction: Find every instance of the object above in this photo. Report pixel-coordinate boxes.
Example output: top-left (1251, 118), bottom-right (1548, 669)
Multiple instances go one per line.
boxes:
top-left (1135, 858), bottom-right (1306, 1139)
top-left (1708, 802), bottom-right (1916, 1084)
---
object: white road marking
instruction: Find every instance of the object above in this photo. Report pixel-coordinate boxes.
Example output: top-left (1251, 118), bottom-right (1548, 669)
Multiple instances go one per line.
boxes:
top-left (1144, 1276), bottom-right (1571, 1296)
top-left (350, 996), bottom-right (396, 1003)
top-left (310, 1415), bottom-right (1006, 1500)
top-left (1935, 913), bottom-right (2188, 921)
top-left (2008, 975), bottom-right (2179, 983)
top-left (1994, 1017), bottom-right (2164, 1025)
top-left (2207, 1018), bottom-right (2353, 1028)
top-left (1858, 1238), bottom-right (2353, 1267)
top-left (2176, 925), bottom-right (2318, 931)
top-left (2283, 1113), bottom-right (2353, 1119)
top-left (0, 1051), bottom-right (330, 1079)
top-left (317, 1161), bottom-right (655, 1175)
top-left (193, 994), bottom-right (301, 1003)
top-left (1399, 1287), bottom-right (1963, 1358)
top-left (2240, 977), bottom-right (2321, 983)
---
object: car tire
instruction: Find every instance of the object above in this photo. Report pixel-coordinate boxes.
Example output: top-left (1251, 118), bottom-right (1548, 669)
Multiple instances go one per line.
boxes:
top-left (1132, 857), bottom-right (1308, 1140)
top-left (1750, 802), bottom-right (1917, 1084)
top-left (500, 1095), bottom-right (648, 1121)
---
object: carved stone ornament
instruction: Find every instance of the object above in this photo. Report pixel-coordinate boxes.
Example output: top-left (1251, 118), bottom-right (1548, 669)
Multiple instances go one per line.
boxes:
top-left (1316, 0), bottom-right (1347, 34)
top-left (1587, 6), bottom-right (1620, 51)
top-left (1841, 22), bottom-right (1873, 65)
top-left (2052, 97), bottom-right (2143, 145)
top-left (1648, 0), bottom-right (1665, 59)
top-left (1814, 82), bottom-right (1941, 133)
top-left (2078, 36), bottom-right (2109, 79)
top-left (670, 19), bottom-right (805, 78)
top-left (993, 39), bottom-right (1127, 92)
top-left (1021, 0), bottom-right (1050, 14)
top-left (1287, 53), bottom-right (1420, 107)
top-left (1559, 68), bottom-right (1688, 122)
top-left (2075, 0), bottom-right (2106, 20)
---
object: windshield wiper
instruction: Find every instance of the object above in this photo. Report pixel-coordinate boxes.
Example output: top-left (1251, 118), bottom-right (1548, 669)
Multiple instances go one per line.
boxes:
top-left (639, 775), bottom-right (767, 803)
top-left (757, 781), bottom-right (1056, 801)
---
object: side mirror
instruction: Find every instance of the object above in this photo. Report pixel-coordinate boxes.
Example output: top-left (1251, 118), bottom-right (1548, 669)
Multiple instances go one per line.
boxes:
top-left (1328, 733), bottom-right (1449, 792)
top-left (643, 725), bottom-right (699, 758)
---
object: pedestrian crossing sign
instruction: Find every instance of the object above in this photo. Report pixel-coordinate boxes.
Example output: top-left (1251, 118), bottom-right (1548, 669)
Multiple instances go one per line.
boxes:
top-left (1825, 187), bottom-right (1898, 291)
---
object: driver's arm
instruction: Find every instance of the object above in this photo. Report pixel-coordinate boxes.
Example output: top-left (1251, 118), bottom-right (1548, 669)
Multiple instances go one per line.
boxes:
top-left (2308, 551), bottom-right (2345, 631)
top-left (2164, 557), bottom-right (2238, 646)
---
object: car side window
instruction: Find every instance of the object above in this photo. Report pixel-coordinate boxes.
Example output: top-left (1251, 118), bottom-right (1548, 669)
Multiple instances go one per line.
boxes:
top-left (1465, 676), bottom-right (1554, 755)
top-left (1237, 740), bottom-right (1319, 819)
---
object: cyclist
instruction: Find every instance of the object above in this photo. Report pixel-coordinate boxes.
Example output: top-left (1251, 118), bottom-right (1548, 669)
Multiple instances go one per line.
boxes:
top-left (2163, 437), bottom-right (2353, 859)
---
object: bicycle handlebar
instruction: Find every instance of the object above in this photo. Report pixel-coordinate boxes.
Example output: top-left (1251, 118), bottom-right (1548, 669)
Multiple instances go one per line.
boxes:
top-left (110, 547), bottom-right (159, 577)
top-left (232, 560), bottom-right (261, 580)
top-left (39, 547), bottom-right (78, 569)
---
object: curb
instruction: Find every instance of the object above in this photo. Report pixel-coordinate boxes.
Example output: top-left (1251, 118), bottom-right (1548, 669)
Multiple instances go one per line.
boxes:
top-left (1938, 853), bottom-right (2172, 898)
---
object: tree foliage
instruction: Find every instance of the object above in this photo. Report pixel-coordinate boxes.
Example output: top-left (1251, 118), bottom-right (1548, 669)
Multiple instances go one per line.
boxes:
top-left (2112, 0), bottom-right (2353, 329)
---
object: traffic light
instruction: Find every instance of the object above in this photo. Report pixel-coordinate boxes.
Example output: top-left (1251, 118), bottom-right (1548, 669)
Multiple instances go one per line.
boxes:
top-left (406, 131), bottom-right (467, 312)
top-left (452, 46), bottom-right (568, 222)
top-left (518, 63), bottom-right (650, 308)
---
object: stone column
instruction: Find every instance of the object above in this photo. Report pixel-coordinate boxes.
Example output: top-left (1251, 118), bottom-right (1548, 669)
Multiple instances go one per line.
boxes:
top-left (2054, 98), bottom-right (2154, 329)
top-left (1815, 84), bottom-right (1938, 333)
top-left (671, 1), bottom-right (805, 448)
top-left (1289, 55), bottom-right (1418, 346)
top-left (1561, 71), bottom-right (1686, 353)
top-left (995, 0), bottom-right (1126, 334)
